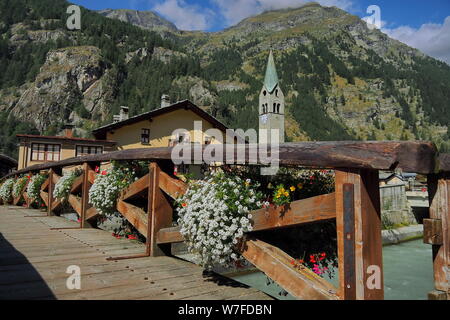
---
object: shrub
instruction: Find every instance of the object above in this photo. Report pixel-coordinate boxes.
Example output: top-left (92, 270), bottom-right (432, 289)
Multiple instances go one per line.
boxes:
top-left (53, 169), bottom-right (83, 202)
top-left (89, 164), bottom-right (137, 216)
top-left (0, 178), bottom-right (15, 203)
top-left (176, 171), bottom-right (263, 269)
top-left (12, 176), bottom-right (28, 198)
top-left (27, 174), bottom-right (48, 205)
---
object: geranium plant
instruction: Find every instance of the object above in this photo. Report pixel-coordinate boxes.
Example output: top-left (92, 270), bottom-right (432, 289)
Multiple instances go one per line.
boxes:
top-left (12, 176), bottom-right (28, 199)
top-left (176, 171), bottom-right (263, 269)
top-left (53, 169), bottom-right (83, 202)
top-left (27, 174), bottom-right (48, 206)
top-left (89, 163), bottom-right (137, 216)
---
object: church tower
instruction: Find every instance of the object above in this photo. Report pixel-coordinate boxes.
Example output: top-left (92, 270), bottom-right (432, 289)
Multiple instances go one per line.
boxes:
top-left (259, 50), bottom-right (285, 144)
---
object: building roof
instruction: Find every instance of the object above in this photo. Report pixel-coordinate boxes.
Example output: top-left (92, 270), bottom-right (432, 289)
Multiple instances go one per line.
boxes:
top-left (0, 153), bottom-right (18, 167)
top-left (16, 134), bottom-right (116, 145)
top-left (92, 100), bottom-right (230, 140)
top-left (379, 171), bottom-right (416, 181)
top-left (264, 50), bottom-right (279, 94)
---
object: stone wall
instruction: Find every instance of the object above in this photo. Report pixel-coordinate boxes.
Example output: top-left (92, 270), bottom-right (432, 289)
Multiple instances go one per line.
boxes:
top-left (380, 184), bottom-right (417, 228)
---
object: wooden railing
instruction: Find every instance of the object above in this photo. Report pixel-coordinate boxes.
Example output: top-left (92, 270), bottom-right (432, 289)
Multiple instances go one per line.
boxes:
top-left (2, 141), bottom-right (450, 300)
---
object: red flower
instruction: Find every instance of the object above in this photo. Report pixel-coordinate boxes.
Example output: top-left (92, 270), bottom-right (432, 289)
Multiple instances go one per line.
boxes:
top-left (95, 166), bottom-right (100, 173)
top-left (101, 170), bottom-right (107, 176)
top-left (182, 203), bottom-right (187, 207)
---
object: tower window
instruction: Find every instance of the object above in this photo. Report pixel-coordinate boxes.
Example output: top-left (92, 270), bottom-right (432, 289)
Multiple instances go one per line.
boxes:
top-left (263, 90), bottom-right (267, 96)
top-left (275, 89), bottom-right (279, 97)
top-left (273, 103), bottom-right (276, 113)
top-left (277, 104), bottom-right (281, 113)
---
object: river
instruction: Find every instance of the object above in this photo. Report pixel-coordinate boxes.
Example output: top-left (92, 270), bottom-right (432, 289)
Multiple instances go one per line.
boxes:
top-left (228, 239), bottom-right (434, 300)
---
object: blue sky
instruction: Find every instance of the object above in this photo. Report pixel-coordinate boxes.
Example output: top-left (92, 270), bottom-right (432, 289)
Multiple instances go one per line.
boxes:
top-left (70, 0), bottom-right (450, 63)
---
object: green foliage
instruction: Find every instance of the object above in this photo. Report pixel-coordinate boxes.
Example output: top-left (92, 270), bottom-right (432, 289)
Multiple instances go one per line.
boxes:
top-left (0, 111), bottom-right (39, 158)
top-left (203, 48), bottom-right (243, 81)
top-left (291, 77), bottom-right (353, 141)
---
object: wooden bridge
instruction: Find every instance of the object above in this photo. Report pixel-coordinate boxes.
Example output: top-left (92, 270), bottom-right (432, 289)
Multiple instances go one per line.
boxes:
top-left (1, 141), bottom-right (450, 300)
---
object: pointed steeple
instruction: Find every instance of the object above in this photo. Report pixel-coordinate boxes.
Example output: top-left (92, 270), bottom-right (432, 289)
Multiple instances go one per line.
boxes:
top-left (263, 50), bottom-right (279, 94)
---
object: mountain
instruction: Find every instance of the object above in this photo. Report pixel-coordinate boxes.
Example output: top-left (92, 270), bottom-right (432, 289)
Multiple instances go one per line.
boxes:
top-left (0, 0), bottom-right (449, 159)
top-left (97, 9), bottom-right (178, 34)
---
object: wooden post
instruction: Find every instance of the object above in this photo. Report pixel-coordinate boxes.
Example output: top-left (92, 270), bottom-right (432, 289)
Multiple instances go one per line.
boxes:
top-left (147, 162), bottom-right (172, 257)
top-left (80, 163), bottom-right (93, 228)
top-left (335, 169), bottom-right (384, 300)
top-left (47, 169), bottom-right (54, 216)
top-left (426, 174), bottom-right (450, 300)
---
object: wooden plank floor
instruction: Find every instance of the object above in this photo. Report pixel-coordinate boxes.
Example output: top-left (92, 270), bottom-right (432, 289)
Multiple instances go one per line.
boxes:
top-left (0, 206), bottom-right (273, 300)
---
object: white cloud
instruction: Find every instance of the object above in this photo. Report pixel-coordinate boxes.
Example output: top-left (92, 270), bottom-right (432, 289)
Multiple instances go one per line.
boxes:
top-left (383, 16), bottom-right (450, 64)
top-left (212, 0), bottom-right (353, 26)
top-left (153, 0), bottom-right (215, 30)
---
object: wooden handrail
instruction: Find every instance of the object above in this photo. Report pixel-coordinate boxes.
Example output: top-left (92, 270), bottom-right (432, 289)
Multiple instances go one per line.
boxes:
top-left (2, 141), bottom-right (444, 179)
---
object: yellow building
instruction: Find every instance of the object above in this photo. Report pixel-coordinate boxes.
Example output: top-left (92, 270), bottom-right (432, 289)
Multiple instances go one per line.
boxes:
top-left (92, 100), bottom-right (234, 149)
top-left (17, 126), bottom-right (116, 170)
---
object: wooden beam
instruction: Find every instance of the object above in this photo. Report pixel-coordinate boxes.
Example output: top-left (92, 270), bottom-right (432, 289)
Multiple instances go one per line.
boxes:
top-left (80, 163), bottom-right (93, 228)
top-left (428, 290), bottom-right (449, 300)
top-left (6, 141), bottom-right (439, 177)
top-left (427, 174), bottom-right (450, 296)
top-left (87, 170), bottom-right (96, 184)
top-left (424, 218), bottom-right (443, 245)
top-left (116, 200), bottom-right (148, 238)
top-left (240, 239), bottom-right (338, 300)
top-left (148, 163), bottom-right (173, 256)
top-left (40, 191), bottom-right (48, 207)
top-left (50, 198), bottom-right (62, 211)
top-left (41, 177), bottom-right (49, 192)
top-left (335, 169), bottom-right (384, 300)
top-left (47, 170), bottom-right (54, 216)
top-left (251, 193), bottom-right (336, 231)
top-left (157, 193), bottom-right (336, 244)
top-left (158, 170), bottom-right (187, 199)
top-left (157, 226), bottom-right (185, 244)
top-left (68, 194), bottom-right (82, 216)
top-left (121, 174), bottom-right (149, 201)
top-left (70, 175), bottom-right (83, 193)
top-left (85, 207), bottom-right (98, 220)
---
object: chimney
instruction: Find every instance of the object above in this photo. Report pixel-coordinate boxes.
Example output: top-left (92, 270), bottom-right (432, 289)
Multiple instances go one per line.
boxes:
top-left (113, 106), bottom-right (129, 123)
top-left (161, 94), bottom-right (171, 108)
top-left (119, 106), bottom-right (129, 121)
top-left (63, 124), bottom-right (74, 138)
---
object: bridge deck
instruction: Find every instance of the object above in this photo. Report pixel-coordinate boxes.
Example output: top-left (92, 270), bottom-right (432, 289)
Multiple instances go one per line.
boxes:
top-left (0, 206), bottom-right (272, 300)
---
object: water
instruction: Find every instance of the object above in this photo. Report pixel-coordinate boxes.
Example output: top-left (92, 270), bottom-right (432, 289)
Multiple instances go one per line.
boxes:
top-left (228, 239), bottom-right (434, 300)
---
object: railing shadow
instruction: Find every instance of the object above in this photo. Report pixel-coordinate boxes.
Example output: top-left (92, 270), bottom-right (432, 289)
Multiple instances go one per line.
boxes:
top-left (0, 233), bottom-right (56, 300)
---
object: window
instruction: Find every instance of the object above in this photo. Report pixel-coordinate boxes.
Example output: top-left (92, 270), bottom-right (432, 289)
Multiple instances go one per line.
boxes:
top-left (178, 133), bottom-right (189, 143)
top-left (141, 129), bottom-right (150, 144)
top-left (76, 145), bottom-right (103, 157)
top-left (31, 143), bottom-right (61, 162)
